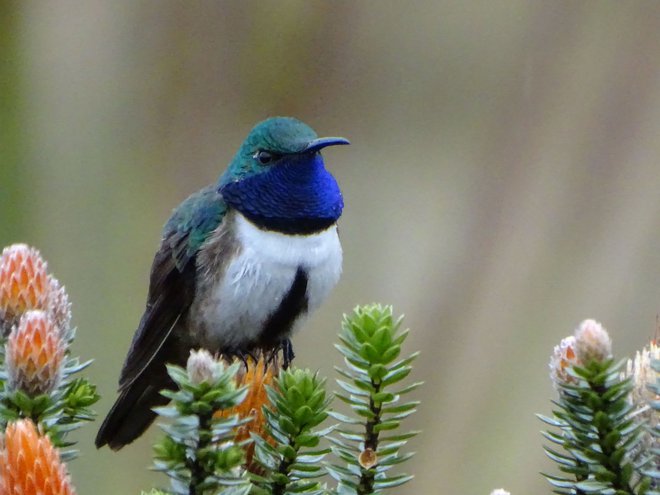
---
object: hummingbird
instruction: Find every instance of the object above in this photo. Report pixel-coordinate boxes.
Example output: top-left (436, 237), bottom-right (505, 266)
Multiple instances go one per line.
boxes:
top-left (95, 117), bottom-right (349, 450)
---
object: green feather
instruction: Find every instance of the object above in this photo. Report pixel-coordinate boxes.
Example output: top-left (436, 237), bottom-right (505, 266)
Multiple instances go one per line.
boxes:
top-left (163, 185), bottom-right (227, 271)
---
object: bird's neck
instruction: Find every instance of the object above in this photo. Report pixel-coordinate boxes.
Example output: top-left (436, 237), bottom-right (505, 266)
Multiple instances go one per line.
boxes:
top-left (219, 155), bottom-right (343, 235)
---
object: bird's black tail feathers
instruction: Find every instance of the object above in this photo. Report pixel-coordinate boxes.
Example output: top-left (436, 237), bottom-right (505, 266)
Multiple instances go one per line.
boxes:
top-left (95, 367), bottom-right (173, 450)
top-left (95, 332), bottom-right (192, 450)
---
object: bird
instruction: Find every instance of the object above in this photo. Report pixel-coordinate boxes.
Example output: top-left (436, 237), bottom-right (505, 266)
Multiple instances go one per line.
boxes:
top-left (95, 117), bottom-right (349, 450)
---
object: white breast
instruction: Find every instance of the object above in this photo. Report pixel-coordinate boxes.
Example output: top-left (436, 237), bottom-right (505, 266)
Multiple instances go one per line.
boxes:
top-left (196, 213), bottom-right (342, 348)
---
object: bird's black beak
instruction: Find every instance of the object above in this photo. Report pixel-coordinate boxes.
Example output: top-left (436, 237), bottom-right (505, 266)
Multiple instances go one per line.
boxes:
top-left (302, 137), bottom-right (350, 153)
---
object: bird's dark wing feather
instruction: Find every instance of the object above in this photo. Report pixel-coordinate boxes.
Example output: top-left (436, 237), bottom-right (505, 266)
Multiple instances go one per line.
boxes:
top-left (117, 185), bottom-right (227, 388)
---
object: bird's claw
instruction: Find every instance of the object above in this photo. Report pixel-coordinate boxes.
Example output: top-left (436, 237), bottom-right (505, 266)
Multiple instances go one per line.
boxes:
top-left (222, 347), bottom-right (258, 368)
top-left (280, 338), bottom-right (295, 369)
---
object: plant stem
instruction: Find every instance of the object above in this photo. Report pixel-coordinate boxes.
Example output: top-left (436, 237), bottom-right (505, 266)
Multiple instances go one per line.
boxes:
top-left (272, 435), bottom-right (298, 495)
top-left (358, 380), bottom-right (382, 495)
top-left (272, 457), bottom-right (292, 495)
top-left (188, 411), bottom-right (213, 495)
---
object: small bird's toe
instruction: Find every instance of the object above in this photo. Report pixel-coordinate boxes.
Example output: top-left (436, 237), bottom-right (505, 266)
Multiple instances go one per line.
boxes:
top-left (280, 338), bottom-right (295, 369)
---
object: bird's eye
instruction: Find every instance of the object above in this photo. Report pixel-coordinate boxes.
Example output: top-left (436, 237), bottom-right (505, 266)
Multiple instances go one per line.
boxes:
top-left (253, 150), bottom-right (281, 165)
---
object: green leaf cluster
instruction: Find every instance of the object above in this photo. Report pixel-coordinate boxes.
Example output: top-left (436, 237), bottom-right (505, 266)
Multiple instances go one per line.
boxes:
top-left (540, 359), bottom-right (651, 495)
top-left (328, 304), bottom-right (420, 494)
top-left (149, 305), bottom-right (420, 495)
top-left (153, 361), bottom-right (250, 495)
top-left (251, 368), bottom-right (333, 495)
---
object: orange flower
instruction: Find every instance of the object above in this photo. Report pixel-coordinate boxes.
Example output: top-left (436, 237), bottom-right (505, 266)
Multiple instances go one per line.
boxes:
top-left (215, 352), bottom-right (280, 472)
top-left (0, 419), bottom-right (76, 495)
top-left (6, 310), bottom-right (66, 396)
top-left (0, 244), bottom-right (50, 335)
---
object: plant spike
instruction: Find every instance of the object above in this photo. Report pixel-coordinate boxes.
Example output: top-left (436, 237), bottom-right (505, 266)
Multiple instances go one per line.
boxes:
top-left (252, 367), bottom-right (332, 495)
top-left (543, 320), bottom-right (652, 495)
top-left (329, 304), bottom-right (419, 494)
top-left (152, 350), bottom-right (250, 495)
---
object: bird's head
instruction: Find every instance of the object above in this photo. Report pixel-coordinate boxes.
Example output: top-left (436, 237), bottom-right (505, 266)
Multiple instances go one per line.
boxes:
top-left (219, 117), bottom-right (349, 185)
top-left (218, 117), bottom-right (349, 234)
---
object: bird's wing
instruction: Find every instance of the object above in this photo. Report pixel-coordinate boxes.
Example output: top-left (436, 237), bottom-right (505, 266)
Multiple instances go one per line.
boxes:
top-left (118, 185), bottom-right (227, 389)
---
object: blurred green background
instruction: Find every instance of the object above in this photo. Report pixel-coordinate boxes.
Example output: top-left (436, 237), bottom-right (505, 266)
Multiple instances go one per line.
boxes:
top-left (2, 1), bottom-right (660, 493)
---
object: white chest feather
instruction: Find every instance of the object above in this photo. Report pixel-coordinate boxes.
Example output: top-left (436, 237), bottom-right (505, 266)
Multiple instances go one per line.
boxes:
top-left (194, 213), bottom-right (342, 348)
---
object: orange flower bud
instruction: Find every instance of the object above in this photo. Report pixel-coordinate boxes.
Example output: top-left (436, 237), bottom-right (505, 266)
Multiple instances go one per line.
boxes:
top-left (0, 419), bottom-right (76, 495)
top-left (0, 244), bottom-right (50, 335)
top-left (6, 310), bottom-right (66, 396)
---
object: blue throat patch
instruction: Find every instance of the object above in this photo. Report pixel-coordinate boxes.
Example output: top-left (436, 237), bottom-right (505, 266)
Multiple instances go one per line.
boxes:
top-left (219, 153), bottom-right (343, 235)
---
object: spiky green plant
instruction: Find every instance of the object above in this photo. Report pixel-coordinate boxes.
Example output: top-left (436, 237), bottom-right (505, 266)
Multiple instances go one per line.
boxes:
top-left (152, 352), bottom-right (250, 495)
top-left (148, 305), bottom-right (420, 495)
top-left (540, 357), bottom-right (651, 495)
top-left (251, 368), bottom-right (333, 495)
top-left (327, 304), bottom-right (420, 495)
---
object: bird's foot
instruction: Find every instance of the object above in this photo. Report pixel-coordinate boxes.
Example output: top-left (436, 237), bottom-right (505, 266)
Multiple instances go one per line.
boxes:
top-left (261, 339), bottom-right (295, 369)
top-left (221, 347), bottom-right (259, 368)
top-left (222, 340), bottom-right (294, 371)
top-left (280, 338), bottom-right (295, 369)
